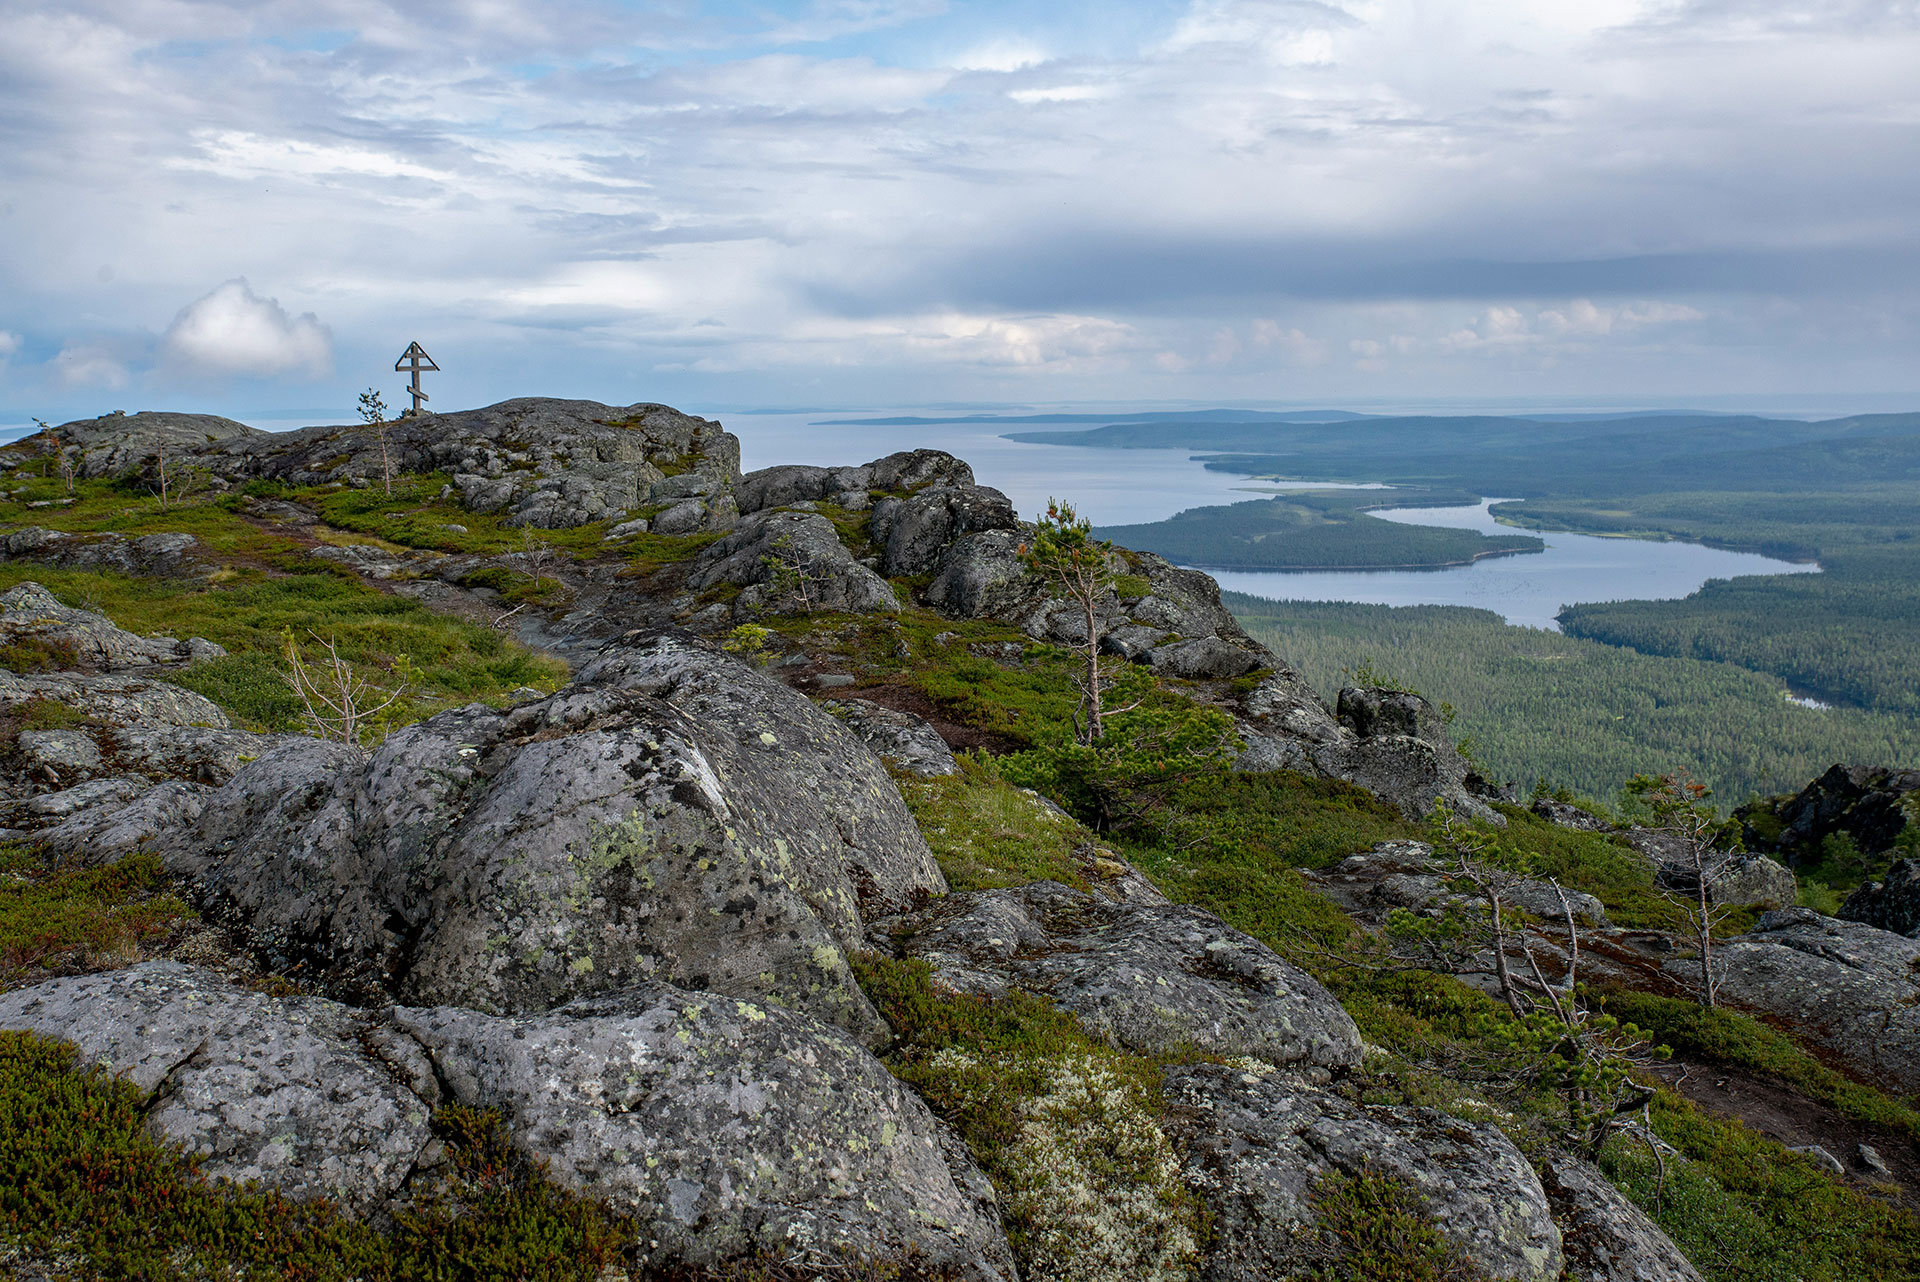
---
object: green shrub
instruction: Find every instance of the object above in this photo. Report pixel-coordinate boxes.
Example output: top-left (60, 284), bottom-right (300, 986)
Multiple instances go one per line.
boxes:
top-left (0, 848), bottom-right (193, 990)
top-left (1305, 1167), bottom-right (1482, 1281)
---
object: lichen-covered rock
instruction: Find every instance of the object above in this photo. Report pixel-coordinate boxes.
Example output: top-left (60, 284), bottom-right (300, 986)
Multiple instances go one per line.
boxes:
top-left (1145, 636), bottom-right (1264, 680)
top-left (391, 986), bottom-right (1015, 1280)
top-left (1655, 852), bottom-right (1797, 909)
top-left (0, 581), bottom-right (222, 670)
top-left (1308, 841), bottom-right (1608, 928)
top-left (1538, 1152), bottom-right (1704, 1282)
top-left (0, 668), bottom-right (230, 728)
top-left (37, 779), bottom-right (212, 862)
top-left (1533, 798), bottom-right (1617, 833)
top-left (880, 880), bottom-right (1362, 1070)
top-left (878, 485), bottom-right (1019, 578)
top-left (824, 698), bottom-right (958, 777)
top-left (687, 510), bottom-right (898, 619)
top-left (1840, 858), bottom-right (1920, 937)
top-left (163, 634), bottom-right (945, 1043)
top-left (41, 410), bottom-right (263, 480)
top-left (0, 962), bottom-right (432, 1215)
top-left (1684, 908), bottom-right (1920, 1092)
top-left (143, 398), bottom-right (741, 529)
top-left (1164, 1061), bottom-right (1563, 1282)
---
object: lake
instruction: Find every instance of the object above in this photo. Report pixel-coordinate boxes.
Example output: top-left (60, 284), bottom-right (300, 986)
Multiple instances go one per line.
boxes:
top-left (722, 411), bottom-right (1820, 631)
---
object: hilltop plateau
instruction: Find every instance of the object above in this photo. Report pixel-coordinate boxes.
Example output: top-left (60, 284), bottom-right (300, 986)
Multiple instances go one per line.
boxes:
top-left (1, 398), bottom-right (1918, 1281)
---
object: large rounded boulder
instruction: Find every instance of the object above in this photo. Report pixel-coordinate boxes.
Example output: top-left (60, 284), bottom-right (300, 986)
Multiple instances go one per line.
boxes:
top-left (163, 633), bottom-right (946, 1043)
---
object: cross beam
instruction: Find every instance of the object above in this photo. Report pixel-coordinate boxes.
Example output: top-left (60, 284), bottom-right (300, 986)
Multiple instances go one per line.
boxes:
top-left (394, 341), bottom-right (439, 414)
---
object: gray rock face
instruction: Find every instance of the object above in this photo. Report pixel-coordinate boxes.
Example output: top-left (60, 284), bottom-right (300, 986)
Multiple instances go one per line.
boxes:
top-left (44, 411), bottom-right (263, 480)
top-left (1, 962), bottom-right (1016, 1279)
top-left (1145, 636), bottom-right (1264, 680)
top-left (1231, 676), bottom-right (1503, 824)
top-left (0, 581), bottom-right (222, 670)
top-left (0, 529), bottom-right (210, 577)
top-left (158, 398), bottom-right (740, 529)
top-left (0, 668), bottom-right (228, 728)
top-left (1308, 841), bottom-right (1609, 929)
top-left (824, 698), bottom-right (958, 777)
top-left (1164, 1061), bottom-right (1563, 1282)
top-left (924, 529), bottom-right (1030, 619)
top-left (36, 779), bottom-right (212, 862)
top-left (1841, 858), bottom-right (1920, 936)
top-left (1533, 798), bottom-right (1617, 833)
top-left (0, 962), bottom-right (432, 1215)
top-left (688, 510), bottom-right (899, 619)
top-left (1686, 854), bottom-right (1798, 909)
top-left (878, 485), bottom-right (1019, 578)
top-left (164, 634), bottom-right (945, 1043)
top-left (1689, 908), bottom-right (1920, 1092)
top-left (880, 880), bottom-right (1362, 1070)
top-left (1739, 763), bottom-right (1920, 865)
top-left (1537, 1152), bottom-right (1703, 1282)
top-left (393, 988), bottom-right (1014, 1280)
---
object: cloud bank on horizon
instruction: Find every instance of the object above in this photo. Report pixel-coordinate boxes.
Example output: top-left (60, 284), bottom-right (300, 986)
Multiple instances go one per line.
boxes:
top-left (1, 0), bottom-right (1916, 419)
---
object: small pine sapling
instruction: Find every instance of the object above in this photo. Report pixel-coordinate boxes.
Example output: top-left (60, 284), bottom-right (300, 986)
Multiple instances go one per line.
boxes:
top-left (358, 388), bottom-right (394, 497)
top-left (1019, 499), bottom-right (1133, 744)
top-left (1626, 772), bottom-right (1737, 1008)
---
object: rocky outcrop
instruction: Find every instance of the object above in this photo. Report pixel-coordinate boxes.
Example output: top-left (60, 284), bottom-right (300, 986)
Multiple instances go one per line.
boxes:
top-left (157, 633), bottom-right (944, 1043)
top-left (1307, 840), bottom-right (1609, 929)
top-left (824, 698), bottom-right (959, 777)
top-left (0, 962), bottom-right (1016, 1279)
top-left (1657, 851), bottom-right (1798, 909)
top-left (687, 510), bottom-right (898, 619)
top-left (1537, 1151), bottom-right (1704, 1282)
top-left (1739, 763), bottom-right (1920, 865)
top-left (395, 988), bottom-right (1014, 1279)
top-left (1235, 679), bottom-right (1503, 825)
top-left (0, 581), bottom-right (222, 670)
top-left (878, 880), bottom-right (1362, 1071)
top-left (874, 485), bottom-right (1020, 578)
top-left (0, 963), bottom-right (432, 1215)
top-left (1164, 1061), bottom-right (1564, 1282)
top-left (0, 527), bottom-right (210, 577)
top-left (39, 410), bottom-right (263, 480)
top-left (735, 450), bottom-right (974, 515)
top-left (56, 399), bottom-right (742, 530)
top-left (1532, 798), bottom-right (1616, 832)
top-left (1685, 908), bottom-right (1920, 1092)
top-left (1840, 858), bottom-right (1920, 936)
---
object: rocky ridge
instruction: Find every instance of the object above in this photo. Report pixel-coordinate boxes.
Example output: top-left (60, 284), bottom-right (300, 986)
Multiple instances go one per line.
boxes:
top-left (3, 396), bottom-right (1882, 1279)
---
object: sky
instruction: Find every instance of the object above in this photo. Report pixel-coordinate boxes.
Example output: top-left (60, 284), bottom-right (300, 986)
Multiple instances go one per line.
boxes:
top-left (2, 0), bottom-right (1917, 424)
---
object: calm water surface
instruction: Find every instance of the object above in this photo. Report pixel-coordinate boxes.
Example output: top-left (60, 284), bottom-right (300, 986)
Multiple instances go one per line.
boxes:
top-left (724, 412), bottom-right (1819, 631)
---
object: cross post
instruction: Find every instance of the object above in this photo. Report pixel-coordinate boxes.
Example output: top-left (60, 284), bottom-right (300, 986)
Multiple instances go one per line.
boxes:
top-left (393, 342), bottom-right (440, 415)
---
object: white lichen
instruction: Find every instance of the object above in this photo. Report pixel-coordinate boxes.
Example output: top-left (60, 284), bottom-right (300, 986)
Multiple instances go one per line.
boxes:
top-left (929, 1047), bottom-right (1201, 1282)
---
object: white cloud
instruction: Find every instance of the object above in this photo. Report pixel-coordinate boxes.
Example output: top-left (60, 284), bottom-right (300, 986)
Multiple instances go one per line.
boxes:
top-left (0, 332), bottom-right (19, 360)
top-left (53, 343), bottom-right (130, 388)
top-left (161, 279), bottom-right (332, 378)
top-left (954, 39), bottom-right (1049, 72)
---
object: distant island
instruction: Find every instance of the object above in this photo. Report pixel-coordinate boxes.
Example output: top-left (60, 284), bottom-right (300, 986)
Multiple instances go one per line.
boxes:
top-left (1093, 490), bottom-right (1544, 572)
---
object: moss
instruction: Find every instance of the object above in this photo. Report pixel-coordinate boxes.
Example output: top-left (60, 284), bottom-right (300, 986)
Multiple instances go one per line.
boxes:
top-left (852, 955), bottom-right (1207, 1282)
top-left (0, 634), bottom-right (83, 673)
top-left (1600, 1092), bottom-right (1920, 1282)
top-left (1304, 1167), bottom-right (1484, 1281)
top-left (0, 847), bottom-right (194, 991)
top-left (899, 755), bottom-right (1090, 892)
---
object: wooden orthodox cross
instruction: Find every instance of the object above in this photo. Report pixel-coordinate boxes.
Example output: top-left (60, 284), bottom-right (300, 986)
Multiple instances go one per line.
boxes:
top-left (393, 342), bottom-right (439, 414)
